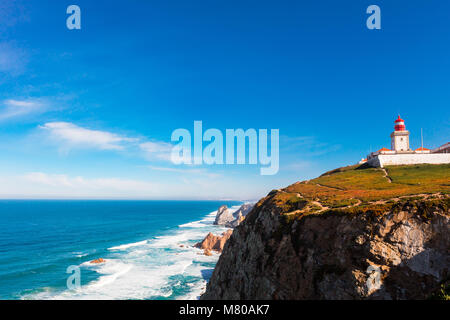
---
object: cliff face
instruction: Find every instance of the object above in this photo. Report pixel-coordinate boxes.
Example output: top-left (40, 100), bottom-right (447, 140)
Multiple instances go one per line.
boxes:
top-left (202, 165), bottom-right (450, 300)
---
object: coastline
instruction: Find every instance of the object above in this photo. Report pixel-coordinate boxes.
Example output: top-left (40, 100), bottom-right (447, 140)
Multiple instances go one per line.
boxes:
top-left (0, 201), bottom-right (242, 300)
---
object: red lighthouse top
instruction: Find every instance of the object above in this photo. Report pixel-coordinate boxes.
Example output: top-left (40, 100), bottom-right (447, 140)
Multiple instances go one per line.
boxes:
top-left (394, 115), bottom-right (406, 131)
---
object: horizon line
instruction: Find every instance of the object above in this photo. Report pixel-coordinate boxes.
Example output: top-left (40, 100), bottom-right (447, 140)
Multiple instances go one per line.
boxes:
top-left (0, 197), bottom-right (255, 202)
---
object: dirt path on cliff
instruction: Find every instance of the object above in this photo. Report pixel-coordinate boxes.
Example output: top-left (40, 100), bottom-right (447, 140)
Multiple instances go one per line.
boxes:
top-left (311, 182), bottom-right (346, 191)
top-left (288, 186), bottom-right (442, 216)
top-left (368, 193), bottom-right (442, 205)
top-left (381, 168), bottom-right (392, 183)
top-left (312, 198), bottom-right (362, 213)
top-left (310, 200), bottom-right (329, 213)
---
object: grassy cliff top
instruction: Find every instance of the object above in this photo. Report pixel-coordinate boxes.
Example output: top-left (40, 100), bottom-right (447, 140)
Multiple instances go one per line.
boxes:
top-left (260, 164), bottom-right (450, 218)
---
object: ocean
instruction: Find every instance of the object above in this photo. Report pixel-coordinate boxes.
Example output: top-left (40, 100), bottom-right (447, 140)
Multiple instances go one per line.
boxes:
top-left (0, 200), bottom-right (242, 300)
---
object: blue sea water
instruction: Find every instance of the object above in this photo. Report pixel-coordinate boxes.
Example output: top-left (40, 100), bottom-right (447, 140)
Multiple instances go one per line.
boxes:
top-left (0, 200), bottom-right (242, 300)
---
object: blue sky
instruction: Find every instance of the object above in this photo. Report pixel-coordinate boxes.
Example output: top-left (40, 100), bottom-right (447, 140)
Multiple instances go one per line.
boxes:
top-left (0, 0), bottom-right (449, 200)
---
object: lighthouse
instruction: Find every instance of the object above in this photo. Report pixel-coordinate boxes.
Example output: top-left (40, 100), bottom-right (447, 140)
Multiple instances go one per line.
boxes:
top-left (390, 115), bottom-right (410, 152)
top-left (364, 115), bottom-right (450, 167)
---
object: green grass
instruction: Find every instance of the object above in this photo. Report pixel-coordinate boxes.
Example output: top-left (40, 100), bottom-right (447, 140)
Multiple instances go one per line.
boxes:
top-left (314, 167), bottom-right (394, 191)
top-left (275, 164), bottom-right (450, 215)
top-left (387, 164), bottom-right (450, 188)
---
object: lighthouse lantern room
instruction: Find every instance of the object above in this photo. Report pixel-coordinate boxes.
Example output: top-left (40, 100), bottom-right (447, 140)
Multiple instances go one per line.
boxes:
top-left (390, 115), bottom-right (410, 152)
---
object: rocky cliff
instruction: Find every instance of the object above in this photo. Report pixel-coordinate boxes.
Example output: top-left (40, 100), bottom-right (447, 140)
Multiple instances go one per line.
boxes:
top-left (214, 203), bottom-right (255, 228)
top-left (196, 203), bottom-right (255, 256)
top-left (202, 164), bottom-right (450, 300)
top-left (225, 203), bottom-right (255, 228)
top-left (214, 205), bottom-right (235, 226)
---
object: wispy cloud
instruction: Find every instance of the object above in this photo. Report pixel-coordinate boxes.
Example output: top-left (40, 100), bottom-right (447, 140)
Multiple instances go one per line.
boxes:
top-left (0, 98), bottom-right (46, 121)
top-left (139, 141), bottom-right (174, 161)
top-left (280, 135), bottom-right (315, 150)
top-left (280, 135), bottom-right (341, 156)
top-left (39, 122), bottom-right (176, 163)
top-left (0, 171), bottom-right (253, 200)
top-left (24, 172), bottom-right (157, 191)
top-left (0, 172), bottom-right (164, 199)
top-left (40, 122), bottom-right (137, 151)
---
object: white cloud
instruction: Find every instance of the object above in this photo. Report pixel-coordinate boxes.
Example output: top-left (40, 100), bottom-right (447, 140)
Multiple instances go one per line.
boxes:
top-left (140, 141), bottom-right (174, 161)
top-left (0, 99), bottom-right (46, 120)
top-left (39, 122), bottom-right (176, 160)
top-left (0, 170), bottom-right (266, 200)
top-left (23, 172), bottom-right (156, 192)
top-left (25, 172), bottom-right (76, 187)
top-left (40, 122), bottom-right (137, 151)
top-left (8, 172), bottom-right (165, 198)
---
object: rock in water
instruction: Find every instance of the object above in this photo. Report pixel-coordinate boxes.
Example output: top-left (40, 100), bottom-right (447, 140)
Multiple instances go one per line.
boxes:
top-left (194, 230), bottom-right (233, 253)
top-left (214, 203), bottom-right (255, 227)
top-left (214, 205), bottom-right (235, 226)
top-left (90, 258), bottom-right (106, 264)
top-left (225, 203), bottom-right (255, 228)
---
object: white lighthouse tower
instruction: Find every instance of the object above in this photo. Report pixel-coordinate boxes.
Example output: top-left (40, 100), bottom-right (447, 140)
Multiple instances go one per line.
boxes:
top-left (364, 115), bottom-right (450, 167)
top-left (390, 115), bottom-right (410, 152)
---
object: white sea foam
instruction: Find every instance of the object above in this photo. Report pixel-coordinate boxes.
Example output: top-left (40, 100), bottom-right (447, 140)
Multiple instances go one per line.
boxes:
top-left (23, 203), bottom-right (242, 300)
top-left (178, 221), bottom-right (206, 228)
top-left (108, 240), bottom-right (148, 251)
top-left (73, 252), bottom-right (89, 258)
top-left (177, 280), bottom-right (208, 300)
top-left (85, 260), bottom-right (134, 289)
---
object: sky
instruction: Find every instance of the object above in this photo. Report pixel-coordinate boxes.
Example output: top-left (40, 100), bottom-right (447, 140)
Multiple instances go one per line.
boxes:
top-left (0, 0), bottom-right (449, 200)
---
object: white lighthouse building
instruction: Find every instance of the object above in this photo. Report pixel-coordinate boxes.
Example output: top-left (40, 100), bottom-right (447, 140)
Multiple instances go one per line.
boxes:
top-left (363, 116), bottom-right (450, 168)
top-left (390, 116), bottom-right (410, 152)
